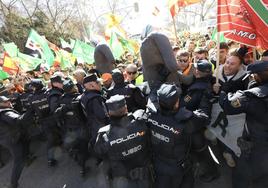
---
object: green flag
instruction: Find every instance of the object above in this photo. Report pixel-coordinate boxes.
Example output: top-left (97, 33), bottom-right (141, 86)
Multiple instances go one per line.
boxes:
top-left (14, 52), bottom-right (43, 71)
top-left (58, 49), bottom-right (75, 70)
top-left (109, 32), bottom-right (124, 59)
top-left (25, 29), bottom-right (55, 66)
top-left (0, 69), bottom-right (9, 80)
top-left (70, 39), bottom-right (76, 49)
top-left (60, 38), bottom-right (71, 49)
top-left (115, 32), bottom-right (135, 55)
top-left (211, 28), bottom-right (227, 43)
top-left (3, 42), bottom-right (18, 57)
top-left (72, 40), bottom-right (95, 64)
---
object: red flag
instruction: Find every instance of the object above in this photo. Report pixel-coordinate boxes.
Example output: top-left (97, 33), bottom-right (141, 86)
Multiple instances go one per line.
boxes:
top-left (168, 0), bottom-right (201, 17)
top-left (240, 0), bottom-right (268, 49)
top-left (217, 0), bottom-right (268, 49)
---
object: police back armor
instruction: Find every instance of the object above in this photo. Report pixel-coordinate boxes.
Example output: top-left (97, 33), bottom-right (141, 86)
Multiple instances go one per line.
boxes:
top-left (57, 93), bottom-right (87, 129)
top-left (95, 110), bottom-right (150, 177)
top-left (29, 88), bottom-right (50, 119)
top-left (147, 110), bottom-right (190, 164)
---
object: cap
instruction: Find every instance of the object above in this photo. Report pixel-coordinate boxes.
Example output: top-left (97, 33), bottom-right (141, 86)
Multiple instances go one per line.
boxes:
top-left (31, 79), bottom-right (44, 88)
top-left (0, 96), bottom-right (10, 103)
top-left (247, 61), bottom-right (268, 74)
top-left (83, 74), bottom-right (101, 84)
top-left (157, 84), bottom-right (181, 109)
top-left (194, 59), bottom-right (212, 73)
top-left (50, 75), bottom-right (64, 83)
top-left (101, 73), bottom-right (112, 83)
top-left (63, 79), bottom-right (75, 92)
top-left (106, 95), bottom-right (126, 112)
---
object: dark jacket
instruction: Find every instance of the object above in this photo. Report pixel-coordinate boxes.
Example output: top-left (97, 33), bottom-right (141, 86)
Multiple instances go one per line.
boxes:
top-left (0, 107), bottom-right (33, 146)
top-left (181, 77), bottom-right (213, 117)
top-left (108, 82), bottom-right (147, 112)
top-left (147, 107), bottom-right (208, 175)
top-left (220, 83), bottom-right (268, 144)
top-left (94, 110), bottom-right (150, 177)
top-left (81, 90), bottom-right (109, 144)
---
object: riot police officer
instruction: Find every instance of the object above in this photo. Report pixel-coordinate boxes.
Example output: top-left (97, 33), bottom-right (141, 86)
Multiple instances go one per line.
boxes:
top-left (219, 60), bottom-right (268, 188)
top-left (29, 77), bottom-right (63, 167)
top-left (180, 59), bottom-right (219, 182)
top-left (80, 74), bottom-right (109, 147)
top-left (147, 83), bottom-right (208, 188)
top-left (0, 96), bottom-right (33, 188)
top-left (95, 95), bottom-right (151, 188)
top-left (17, 82), bottom-right (33, 113)
top-left (46, 75), bottom-right (64, 166)
top-left (108, 69), bottom-right (147, 113)
top-left (54, 79), bottom-right (89, 176)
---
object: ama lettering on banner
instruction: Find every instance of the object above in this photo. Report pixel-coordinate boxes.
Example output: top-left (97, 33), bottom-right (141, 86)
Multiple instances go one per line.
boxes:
top-left (217, 0), bottom-right (268, 49)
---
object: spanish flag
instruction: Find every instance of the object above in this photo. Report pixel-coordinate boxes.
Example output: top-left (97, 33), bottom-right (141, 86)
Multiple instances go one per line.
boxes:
top-left (168, 0), bottom-right (201, 17)
top-left (2, 53), bottom-right (19, 75)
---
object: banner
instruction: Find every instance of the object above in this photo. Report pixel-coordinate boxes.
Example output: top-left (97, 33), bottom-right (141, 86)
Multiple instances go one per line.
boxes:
top-left (60, 37), bottom-right (72, 49)
top-left (208, 103), bottom-right (245, 157)
top-left (3, 53), bottom-right (19, 75)
top-left (109, 31), bottom-right (124, 59)
top-left (241, 0), bottom-right (268, 49)
top-left (14, 52), bottom-right (43, 72)
top-left (72, 40), bottom-right (95, 64)
top-left (211, 28), bottom-right (227, 43)
top-left (25, 29), bottom-right (55, 66)
top-left (3, 42), bottom-right (18, 58)
top-left (0, 69), bottom-right (9, 80)
top-left (217, 0), bottom-right (268, 49)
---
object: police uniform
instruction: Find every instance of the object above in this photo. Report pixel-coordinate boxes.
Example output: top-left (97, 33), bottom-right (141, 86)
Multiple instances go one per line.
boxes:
top-left (55, 79), bottom-right (89, 175)
top-left (29, 77), bottom-right (63, 166)
top-left (17, 83), bottom-right (33, 113)
top-left (46, 75), bottom-right (64, 166)
top-left (0, 96), bottom-right (33, 188)
top-left (219, 61), bottom-right (268, 188)
top-left (108, 70), bottom-right (147, 112)
top-left (80, 74), bottom-right (110, 147)
top-left (95, 95), bottom-right (151, 188)
top-left (181, 60), bottom-right (219, 182)
top-left (147, 84), bottom-right (208, 188)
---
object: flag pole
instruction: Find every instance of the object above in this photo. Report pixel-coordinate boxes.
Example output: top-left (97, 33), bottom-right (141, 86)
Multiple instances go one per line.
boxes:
top-left (216, 0), bottom-right (220, 85)
top-left (172, 16), bottom-right (179, 44)
top-left (216, 31), bottom-right (220, 85)
top-left (253, 48), bottom-right (257, 61)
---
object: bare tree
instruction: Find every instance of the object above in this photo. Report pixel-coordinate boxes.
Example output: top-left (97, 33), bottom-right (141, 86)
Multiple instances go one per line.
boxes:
top-left (179, 0), bottom-right (216, 25)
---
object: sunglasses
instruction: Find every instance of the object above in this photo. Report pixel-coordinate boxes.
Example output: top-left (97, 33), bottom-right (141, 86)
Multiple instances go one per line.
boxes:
top-left (127, 71), bottom-right (137, 75)
top-left (177, 59), bottom-right (189, 63)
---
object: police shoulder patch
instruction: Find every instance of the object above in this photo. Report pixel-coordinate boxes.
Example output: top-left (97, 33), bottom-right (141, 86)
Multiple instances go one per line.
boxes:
top-left (231, 98), bottom-right (241, 108)
top-left (184, 95), bottom-right (192, 103)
